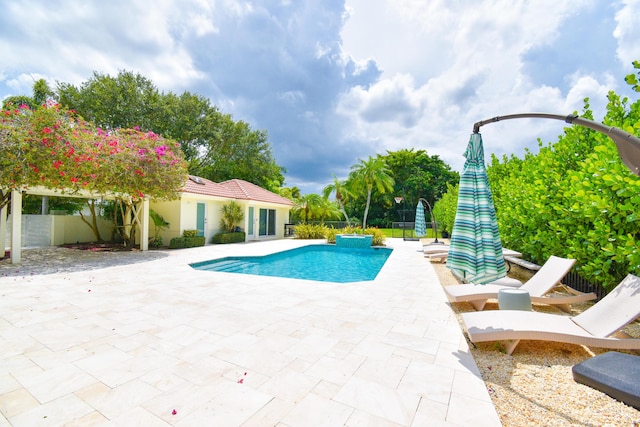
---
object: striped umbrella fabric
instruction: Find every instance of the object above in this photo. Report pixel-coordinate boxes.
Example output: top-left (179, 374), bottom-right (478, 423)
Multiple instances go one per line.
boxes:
top-left (414, 201), bottom-right (427, 237)
top-left (446, 133), bottom-right (506, 284)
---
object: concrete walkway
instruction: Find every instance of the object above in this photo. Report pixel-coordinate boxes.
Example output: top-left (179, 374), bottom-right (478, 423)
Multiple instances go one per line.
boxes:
top-left (0, 239), bottom-right (500, 426)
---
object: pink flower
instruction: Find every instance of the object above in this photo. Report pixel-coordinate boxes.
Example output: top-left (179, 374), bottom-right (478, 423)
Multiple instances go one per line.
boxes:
top-left (172, 409), bottom-right (177, 415)
top-left (154, 145), bottom-right (167, 157)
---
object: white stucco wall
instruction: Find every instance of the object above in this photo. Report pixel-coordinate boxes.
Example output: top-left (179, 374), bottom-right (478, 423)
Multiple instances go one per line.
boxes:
top-left (150, 196), bottom-right (291, 244)
top-left (4, 214), bottom-right (113, 248)
top-left (150, 195), bottom-right (228, 244)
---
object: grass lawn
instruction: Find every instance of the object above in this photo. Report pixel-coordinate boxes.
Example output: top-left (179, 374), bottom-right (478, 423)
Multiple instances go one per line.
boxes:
top-left (378, 228), bottom-right (437, 239)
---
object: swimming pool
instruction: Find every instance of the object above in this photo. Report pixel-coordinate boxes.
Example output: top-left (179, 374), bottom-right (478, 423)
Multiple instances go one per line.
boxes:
top-left (190, 244), bottom-right (393, 283)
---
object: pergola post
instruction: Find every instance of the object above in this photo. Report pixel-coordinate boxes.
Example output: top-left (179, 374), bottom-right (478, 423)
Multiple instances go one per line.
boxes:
top-left (11, 190), bottom-right (22, 264)
top-left (0, 203), bottom-right (6, 258)
top-left (140, 198), bottom-right (149, 251)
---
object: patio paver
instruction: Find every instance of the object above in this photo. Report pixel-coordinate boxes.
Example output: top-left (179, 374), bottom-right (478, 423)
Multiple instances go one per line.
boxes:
top-left (0, 239), bottom-right (500, 426)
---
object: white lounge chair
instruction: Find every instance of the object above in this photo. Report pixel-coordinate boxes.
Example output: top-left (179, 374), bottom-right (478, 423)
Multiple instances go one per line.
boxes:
top-left (461, 274), bottom-right (640, 355)
top-left (424, 244), bottom-right (523, 264)
top-left (423, 243), bottom-right (450, 262)
top-left (444, 255), bottom-right (595, 311)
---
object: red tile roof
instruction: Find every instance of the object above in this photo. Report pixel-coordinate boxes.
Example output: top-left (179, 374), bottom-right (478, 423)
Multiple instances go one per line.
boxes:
top-left (182, 176), bottom-right (293, 206)
top-left (219, 179), bottom-right (294, 206)
top-left (183, 175), bottom-right (237, 198)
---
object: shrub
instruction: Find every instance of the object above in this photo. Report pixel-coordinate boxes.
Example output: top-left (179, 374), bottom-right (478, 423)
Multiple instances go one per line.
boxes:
top-left (149, 236), bottom-right (164, 248)
top-left (149, 209), bottom-right (169, 248)
top-left (325, 228), bottom-right (339, 243)
top-left (339, 225), bottom-right (361, 235)
top-left (182, 229), bottom-right (198, 237)
top-left (211, 231), bottom-right (246, 244)
top-left (433, 183), bottom-right (458, 236)
top-left (367, 217), bottom-right (391, 228)
top-left (168, 235), bottom-right (205, 249)
top-left (220, 201), bottom-right (244, 232)
top-left (293, 223), bottom-right (329, 239)
top-left (363, 227), bottom-right (386, 246)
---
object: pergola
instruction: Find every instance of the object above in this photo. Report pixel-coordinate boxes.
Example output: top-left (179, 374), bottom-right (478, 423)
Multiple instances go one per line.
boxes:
top-left (1, 187), bottom-right (149, 264)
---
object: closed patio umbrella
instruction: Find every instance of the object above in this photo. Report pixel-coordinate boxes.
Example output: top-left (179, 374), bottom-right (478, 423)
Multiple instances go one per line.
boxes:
top-left (446, 133), bottom-right (506, 284)
top-left (414, 201), bottom-right (427, 237)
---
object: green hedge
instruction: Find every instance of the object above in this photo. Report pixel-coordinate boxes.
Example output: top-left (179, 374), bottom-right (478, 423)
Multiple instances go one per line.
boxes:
top-left (168, 236), bottom-right (205, 249)
top-left (432, 183), bottom-right (458, 236)
top-left (435, 83), bottom-right (640, 290)
top-left (211, 232), bottom-right (246, 244)
top-left (293, 223), bottom-right (329, 239)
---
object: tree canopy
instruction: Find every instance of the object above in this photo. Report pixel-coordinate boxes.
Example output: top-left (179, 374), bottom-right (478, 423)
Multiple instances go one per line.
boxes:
top-left (56, 70), bottom-right (285, 191)
top-left (335, 149), bottom-right (458, 228)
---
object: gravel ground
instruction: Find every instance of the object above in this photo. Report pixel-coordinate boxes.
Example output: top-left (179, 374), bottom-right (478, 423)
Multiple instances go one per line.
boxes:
top-left (431, 261), bottom-right (640, 427)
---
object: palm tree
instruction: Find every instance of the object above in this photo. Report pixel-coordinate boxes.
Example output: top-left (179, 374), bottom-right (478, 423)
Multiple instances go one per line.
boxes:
top-left (278, 186), bottom-right (301, 201)
top-left (349, 155), bottom-right (395, 229)
top-left (293, 193), bottom-right (322, 223)
top-left (219, 200), bottom-right (244, 232)
top-left (322, 175), bottom-right (353, 226)
top-left (316, 197), bottom-right (342, 224)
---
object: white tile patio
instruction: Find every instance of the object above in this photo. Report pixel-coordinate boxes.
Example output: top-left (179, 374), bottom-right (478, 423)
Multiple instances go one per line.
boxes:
top-left (0, 238), bottom-right (500, 426)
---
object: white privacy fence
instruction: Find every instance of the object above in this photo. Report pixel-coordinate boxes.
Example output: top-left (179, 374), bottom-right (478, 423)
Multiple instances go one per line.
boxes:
top-left (4, 214), bottom-right (113, 249)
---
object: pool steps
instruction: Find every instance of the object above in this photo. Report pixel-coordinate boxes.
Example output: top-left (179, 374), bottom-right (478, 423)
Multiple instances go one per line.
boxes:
top-left (198, 259), bottom-right (256, 272)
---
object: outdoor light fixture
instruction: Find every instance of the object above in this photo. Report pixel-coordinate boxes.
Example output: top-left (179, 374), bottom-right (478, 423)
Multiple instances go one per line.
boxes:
top-left (473, 113), bottom-right (640, 176)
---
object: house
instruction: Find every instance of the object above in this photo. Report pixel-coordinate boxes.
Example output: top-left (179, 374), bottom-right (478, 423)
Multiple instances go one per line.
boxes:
top-left (2, 176), bottom-right (294, 263)
top-left (149, 176), bottom-right (294, 243)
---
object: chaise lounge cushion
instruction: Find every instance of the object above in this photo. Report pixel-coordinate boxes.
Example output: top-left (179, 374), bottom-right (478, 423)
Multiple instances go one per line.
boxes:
top-left (572, 351), bottom-right (640, 410)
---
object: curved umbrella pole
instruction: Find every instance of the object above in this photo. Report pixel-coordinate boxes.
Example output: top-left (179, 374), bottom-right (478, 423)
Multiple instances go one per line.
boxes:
top-left (418, 198), bottom-right (442, 244)
top-left (473, 113), bottom-right (640, 176)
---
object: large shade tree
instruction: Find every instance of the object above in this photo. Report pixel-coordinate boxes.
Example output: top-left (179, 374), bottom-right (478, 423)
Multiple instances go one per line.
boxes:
top-left (57, 70), bottom-right (285, 191)
top-left (57, 70), bottom-right (160, 131)
top-left (384, 148), bottom-right (459, 209)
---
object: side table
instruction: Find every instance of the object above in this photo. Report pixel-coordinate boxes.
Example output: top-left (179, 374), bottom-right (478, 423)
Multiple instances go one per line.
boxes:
top-left (498, 289), bottom-right (532, 311)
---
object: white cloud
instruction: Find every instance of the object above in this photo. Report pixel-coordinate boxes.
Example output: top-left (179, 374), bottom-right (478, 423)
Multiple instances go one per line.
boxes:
top-left (336, 0), bottom-right (626, 174)
top-left (0, 0), bottom-right (212, 95)
top-left (0, 0), bottom-right (634, 193)
top-left (614, 0), bottom-right (640, 68)
top-left (339, 74), bottom-right (425, 127)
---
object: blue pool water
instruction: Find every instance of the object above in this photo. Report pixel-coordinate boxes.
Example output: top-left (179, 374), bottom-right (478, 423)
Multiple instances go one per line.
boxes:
top-left (190, 244), bottom-right (393, 283)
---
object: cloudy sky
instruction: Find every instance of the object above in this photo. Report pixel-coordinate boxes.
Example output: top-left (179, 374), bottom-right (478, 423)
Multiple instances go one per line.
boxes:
top-left (1, 0), bottom-right (638, 194)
